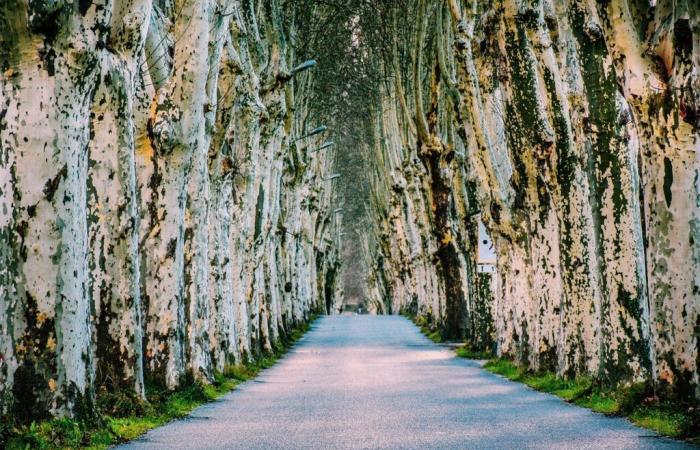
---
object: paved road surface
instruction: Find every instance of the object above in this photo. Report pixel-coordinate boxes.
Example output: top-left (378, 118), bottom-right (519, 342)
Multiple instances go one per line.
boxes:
top-left (117, 316), bottom-right (693, 449)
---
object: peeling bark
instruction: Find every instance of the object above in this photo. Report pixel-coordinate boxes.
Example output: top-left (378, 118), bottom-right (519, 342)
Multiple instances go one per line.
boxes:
top-left (0, 0), bottom-right (343, 420)
top-left (362, 0), bottom-right (699, 400)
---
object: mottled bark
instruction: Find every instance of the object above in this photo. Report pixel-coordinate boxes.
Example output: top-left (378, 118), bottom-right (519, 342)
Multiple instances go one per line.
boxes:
top-left (0, 0), bottom-right (343, 420)
top-left (363, 0), bottom-right (699, 400)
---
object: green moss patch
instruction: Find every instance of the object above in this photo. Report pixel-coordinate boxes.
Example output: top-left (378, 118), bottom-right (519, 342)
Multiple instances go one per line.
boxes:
top-left (2, 318), bottom-right (316, 450)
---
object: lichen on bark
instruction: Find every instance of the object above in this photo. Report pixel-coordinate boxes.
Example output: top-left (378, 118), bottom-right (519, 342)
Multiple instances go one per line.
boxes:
top-left (0, 0), bottom-right (344, 421)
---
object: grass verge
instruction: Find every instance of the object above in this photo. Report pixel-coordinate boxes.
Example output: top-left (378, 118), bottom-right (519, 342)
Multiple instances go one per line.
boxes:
top-left (474, 358), bottom-right (700, 446)
top-left (2, 318), bottom-right (315, 450)
top-left (403, 315), bottom-right (700, 446)
top-left (454, 345), bottom-right (494, 360)
top-left (404, 313), bottom-right (444, 343)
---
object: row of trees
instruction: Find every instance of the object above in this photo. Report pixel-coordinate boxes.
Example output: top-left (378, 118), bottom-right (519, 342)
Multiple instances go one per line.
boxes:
top-left (0, 0), bottom-right (343, 421)
top-left (354, 0), bottom-right (699, 401)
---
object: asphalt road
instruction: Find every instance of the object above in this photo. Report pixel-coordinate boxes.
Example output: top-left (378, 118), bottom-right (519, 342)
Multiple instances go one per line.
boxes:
top-left (117, 315), bottom-right (693, 449)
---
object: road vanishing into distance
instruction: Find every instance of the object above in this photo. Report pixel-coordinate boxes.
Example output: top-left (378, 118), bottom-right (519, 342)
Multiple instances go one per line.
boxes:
top-left (117, 316), bottom-right (693, 449)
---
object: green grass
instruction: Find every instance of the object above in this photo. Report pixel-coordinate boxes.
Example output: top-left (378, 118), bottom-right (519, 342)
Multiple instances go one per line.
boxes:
top-left (402, 311), bottom-right (700, 448)
top-left (482, 359), bottom-right (593, 402)
top-left (630, 408), bottom-right (681, 437)
top-left (455, 345), bottom-right (493, 360)
top-left (406, 313), bottom-right (444, 343)
top-left (3, 318), bottom-right (315, 450)
top-left (474, 358), bottom-right (700, 445)
top-left (576, 392), bottom-right (621, 414)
